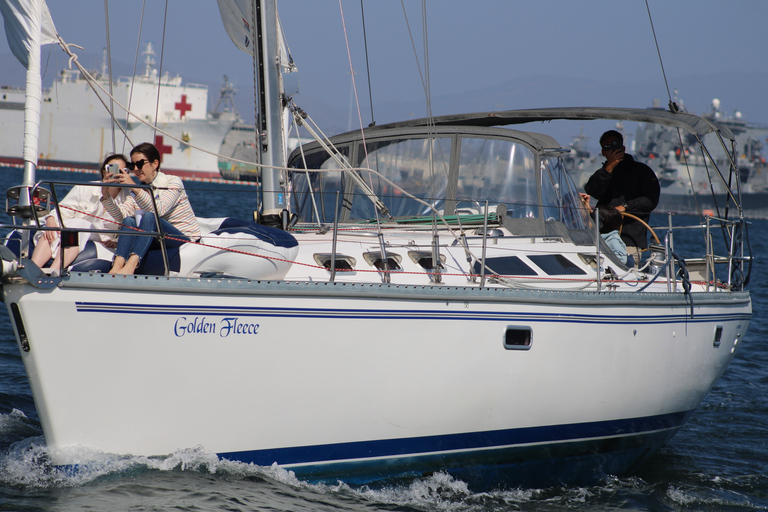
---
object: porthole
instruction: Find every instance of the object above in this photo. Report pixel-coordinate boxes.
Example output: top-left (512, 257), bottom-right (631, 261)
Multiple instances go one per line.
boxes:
top-left (503, 326), bottom-right (532, 350)
top-left (363, 252), bottom-right (402, 271)
top-left (313, 254), bottom-right (356, 272)
top-left (713, 325), bottom-right (723, 347)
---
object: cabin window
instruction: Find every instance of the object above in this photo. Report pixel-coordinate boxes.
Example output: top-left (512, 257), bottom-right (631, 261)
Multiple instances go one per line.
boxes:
top-left (541, 156), bottom-right (593, 230)
top-left (289, 146), bottom-right (350, 224)
top-left (472, 256), bottom-right (537, 277)
top-left (527, 254), bottom-right (587, 275)
top-left (354, 137), bottom-right (452, 220)
top-left (456, 137), bottom-right (538, 219)
top-left (503, 327), bottom-right (532, 350)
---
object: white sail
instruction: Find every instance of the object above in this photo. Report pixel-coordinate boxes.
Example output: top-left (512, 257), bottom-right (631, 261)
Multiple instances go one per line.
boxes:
top-left (0, 0), bottom-right (56, 68)
top-left (215, 0), bottom-right (293, 72)
top-left (0, 0), bottom-right (58, 203)
top-left (216, 0), bottom-right (256, 56)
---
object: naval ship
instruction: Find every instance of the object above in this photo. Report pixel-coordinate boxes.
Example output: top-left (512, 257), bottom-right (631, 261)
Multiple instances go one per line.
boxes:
top-left (0, 43), bottom-right (240, 180)
top-left (571, 98), bottom-right (768, 217)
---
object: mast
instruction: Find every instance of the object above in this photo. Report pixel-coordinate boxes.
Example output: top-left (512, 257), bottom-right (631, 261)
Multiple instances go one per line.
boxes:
top-left (216, 0), bottom-right (294, 226)
top-left (255, 0), bottom-right (286, 219)
top-left (20, 0), bottom-right (43, 195)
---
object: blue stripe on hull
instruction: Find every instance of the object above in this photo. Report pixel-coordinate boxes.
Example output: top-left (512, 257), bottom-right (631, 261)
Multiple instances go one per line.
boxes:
top-left (218, 411), bottom-right (692, 490)
top-left (75, 302), bottom-right (751, 325)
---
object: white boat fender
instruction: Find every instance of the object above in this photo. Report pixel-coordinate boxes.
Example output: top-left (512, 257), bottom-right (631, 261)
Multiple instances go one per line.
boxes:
top-left (0, 245), bottom-right (19, 278)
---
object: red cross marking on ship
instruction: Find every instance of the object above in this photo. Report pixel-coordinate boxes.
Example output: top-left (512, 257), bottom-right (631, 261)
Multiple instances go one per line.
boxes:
top-left (154, 135), bottom-right (173, 159)
top-left (175, 95), bottom-right (192, 118)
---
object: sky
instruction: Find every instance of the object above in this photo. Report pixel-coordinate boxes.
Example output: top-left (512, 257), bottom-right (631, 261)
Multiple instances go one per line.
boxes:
top-left (2, 0), bottom-right (767, 152)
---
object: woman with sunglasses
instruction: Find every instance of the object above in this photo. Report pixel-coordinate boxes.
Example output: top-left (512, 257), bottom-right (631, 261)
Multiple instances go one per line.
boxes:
top-left (101, 142), bottom-right (201, 275)
top-left (31, 153), bottom-right (130, 275)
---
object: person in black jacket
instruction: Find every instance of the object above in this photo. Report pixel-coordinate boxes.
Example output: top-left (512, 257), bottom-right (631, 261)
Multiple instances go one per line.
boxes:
top-left (585, 130), bottom-right (660, 266)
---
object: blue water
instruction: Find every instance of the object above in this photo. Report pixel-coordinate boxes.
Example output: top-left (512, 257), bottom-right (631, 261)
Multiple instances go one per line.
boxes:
top-left (0, 169), bottom-right (766, 511)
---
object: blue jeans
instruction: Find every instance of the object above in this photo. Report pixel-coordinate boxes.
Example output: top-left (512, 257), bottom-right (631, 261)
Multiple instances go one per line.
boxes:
top-left (114, 213), bottom-right (190, 263)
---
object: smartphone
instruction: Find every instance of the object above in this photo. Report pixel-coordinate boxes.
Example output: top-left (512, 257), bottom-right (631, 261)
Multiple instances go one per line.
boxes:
top-left (106, 163), bottom-right (120, 175)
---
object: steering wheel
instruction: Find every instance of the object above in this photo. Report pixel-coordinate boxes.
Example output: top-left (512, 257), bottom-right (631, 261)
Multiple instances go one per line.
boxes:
top-left (620, 211), bottom-right (660, 244)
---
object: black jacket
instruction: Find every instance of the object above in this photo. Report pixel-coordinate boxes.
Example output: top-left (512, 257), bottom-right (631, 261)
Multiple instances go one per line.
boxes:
top-left (584, 154), bottom-right (660, 249)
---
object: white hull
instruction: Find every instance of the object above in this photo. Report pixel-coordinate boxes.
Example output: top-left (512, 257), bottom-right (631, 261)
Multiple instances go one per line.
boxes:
top-left (3, 276), bottom-right (750, 485)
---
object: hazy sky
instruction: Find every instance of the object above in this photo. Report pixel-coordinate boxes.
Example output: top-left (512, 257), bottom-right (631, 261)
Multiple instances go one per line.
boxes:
top-left (2, 1), bottom-right (767, 148)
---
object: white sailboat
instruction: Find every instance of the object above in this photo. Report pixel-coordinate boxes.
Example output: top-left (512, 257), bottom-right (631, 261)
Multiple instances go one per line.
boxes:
top-left (0, 0), bottom-right (752, 490)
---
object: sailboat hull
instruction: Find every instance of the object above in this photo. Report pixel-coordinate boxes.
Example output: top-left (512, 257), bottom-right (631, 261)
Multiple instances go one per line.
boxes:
top-left (4, 275), bottom-right (750, 488)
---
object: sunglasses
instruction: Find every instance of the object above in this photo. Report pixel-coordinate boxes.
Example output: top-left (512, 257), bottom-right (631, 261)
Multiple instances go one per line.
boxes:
top-left (127, 159), bottom-right (150, 171)
top-left (602, 140), bottom-right (623, 151)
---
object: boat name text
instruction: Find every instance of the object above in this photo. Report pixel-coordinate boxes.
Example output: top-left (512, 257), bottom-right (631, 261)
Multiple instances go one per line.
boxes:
top-left (174, 316), bottom-right (259, 337)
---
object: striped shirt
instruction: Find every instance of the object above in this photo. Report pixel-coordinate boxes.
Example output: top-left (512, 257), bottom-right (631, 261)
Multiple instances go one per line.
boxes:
top-left (104, 171), bottom-right (201, 239)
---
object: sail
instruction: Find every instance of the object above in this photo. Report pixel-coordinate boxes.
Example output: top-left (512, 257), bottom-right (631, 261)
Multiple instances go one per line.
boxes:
top-left (216, 0), bottom-right (293, 74)
top-left (216, 0), bottom-right (256, 56)
top-left (1, 0), bottom-right (59, 203)
top-left (0, 0), bottom-right (57, 68)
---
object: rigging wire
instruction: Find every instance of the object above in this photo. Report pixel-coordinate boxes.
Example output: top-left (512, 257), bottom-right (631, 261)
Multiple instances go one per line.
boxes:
top-left (644, 0), bottom-right (707, 221)
top-left (153, 0), bottom-right (170, 140)
top-left (420, 1), bottom-right (433, 123)
top-left (338, 1), bottom-right (367, 141)
top-left (103, 0), bottom-right (116, 153)
top-left (123, 0), bottom-right (147, 155)
top-left (337, 0), bottom-right (391, 237)
top-left (644, 0), bottom-right (675, 112)
top-left (645, 1), bottom-right (747, 284)
top-left (359, 1), bottom-right (376, 126)
top-left (400, 2), bottom-right (428, 105)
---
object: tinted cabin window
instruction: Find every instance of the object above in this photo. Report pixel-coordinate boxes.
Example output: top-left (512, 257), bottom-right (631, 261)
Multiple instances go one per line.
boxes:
top-left (528, 254), bottom-right (586, 275)
top-left (289, 147), bottom-right (350, 224)
top-left (472, 256), bottom-right (537, 276)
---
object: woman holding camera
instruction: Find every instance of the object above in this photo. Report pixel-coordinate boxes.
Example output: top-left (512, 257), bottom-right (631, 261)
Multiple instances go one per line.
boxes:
top-left (31, 153), bottom-right (129, 274)
top-left (102, 142), bottom-right (201, 275)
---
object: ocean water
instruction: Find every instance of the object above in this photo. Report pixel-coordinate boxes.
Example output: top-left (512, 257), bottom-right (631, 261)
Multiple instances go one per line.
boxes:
top-left (0, 169), bottom-right (766, 511)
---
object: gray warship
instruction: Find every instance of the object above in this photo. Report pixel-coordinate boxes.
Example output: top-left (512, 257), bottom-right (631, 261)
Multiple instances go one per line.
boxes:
top-left (573, 98), bottom-right (768, 217)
